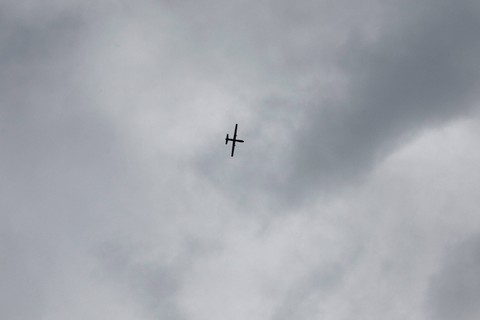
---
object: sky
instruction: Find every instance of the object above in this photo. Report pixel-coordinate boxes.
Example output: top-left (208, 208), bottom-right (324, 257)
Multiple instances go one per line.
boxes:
top-left (1, 0), bottom-right (480, 319)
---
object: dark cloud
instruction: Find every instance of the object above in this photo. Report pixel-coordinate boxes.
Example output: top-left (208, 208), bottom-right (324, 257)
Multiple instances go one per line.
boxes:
top-left (281, 0), bottom-right (480, 203)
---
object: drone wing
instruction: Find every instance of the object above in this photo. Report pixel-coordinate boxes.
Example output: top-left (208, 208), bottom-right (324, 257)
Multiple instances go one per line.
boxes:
top-left (230, 141), bottom-right (236, 157)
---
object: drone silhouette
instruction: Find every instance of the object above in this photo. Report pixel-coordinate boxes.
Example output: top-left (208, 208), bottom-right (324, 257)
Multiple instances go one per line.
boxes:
top-left (225, 124), bottom-right (244, 157)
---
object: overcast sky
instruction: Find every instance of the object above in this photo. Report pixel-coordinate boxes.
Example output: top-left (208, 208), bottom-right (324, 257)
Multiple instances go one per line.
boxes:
top-left (1, 0), bottom-right (480, 319)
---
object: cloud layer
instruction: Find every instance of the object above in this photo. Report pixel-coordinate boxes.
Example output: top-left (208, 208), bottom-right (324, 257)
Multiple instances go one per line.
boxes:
top-left (1, 0), bottom-right (480, 319)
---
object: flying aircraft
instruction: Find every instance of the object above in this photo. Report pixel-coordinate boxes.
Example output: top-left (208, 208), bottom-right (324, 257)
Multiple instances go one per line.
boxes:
top-left (225, 123), bottom-right (244, 157)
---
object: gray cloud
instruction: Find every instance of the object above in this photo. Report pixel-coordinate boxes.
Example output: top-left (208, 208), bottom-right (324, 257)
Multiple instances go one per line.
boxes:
top-left (0, 4), bottom-right (139, 318)
top-left (1, 0), bottom-right (480, 319)
top-left (427, 235), bottom-right (480, 320)
top-left (288, 0), bottom-right (480, 198)
top-left (97, 243), bottom-right (185, 320)
top-left (194, 0), bottom-right (480, 208)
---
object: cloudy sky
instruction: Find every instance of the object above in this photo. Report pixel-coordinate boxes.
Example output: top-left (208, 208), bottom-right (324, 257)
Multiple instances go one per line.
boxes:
top-left (1, 0), bottom-right (480, 319)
